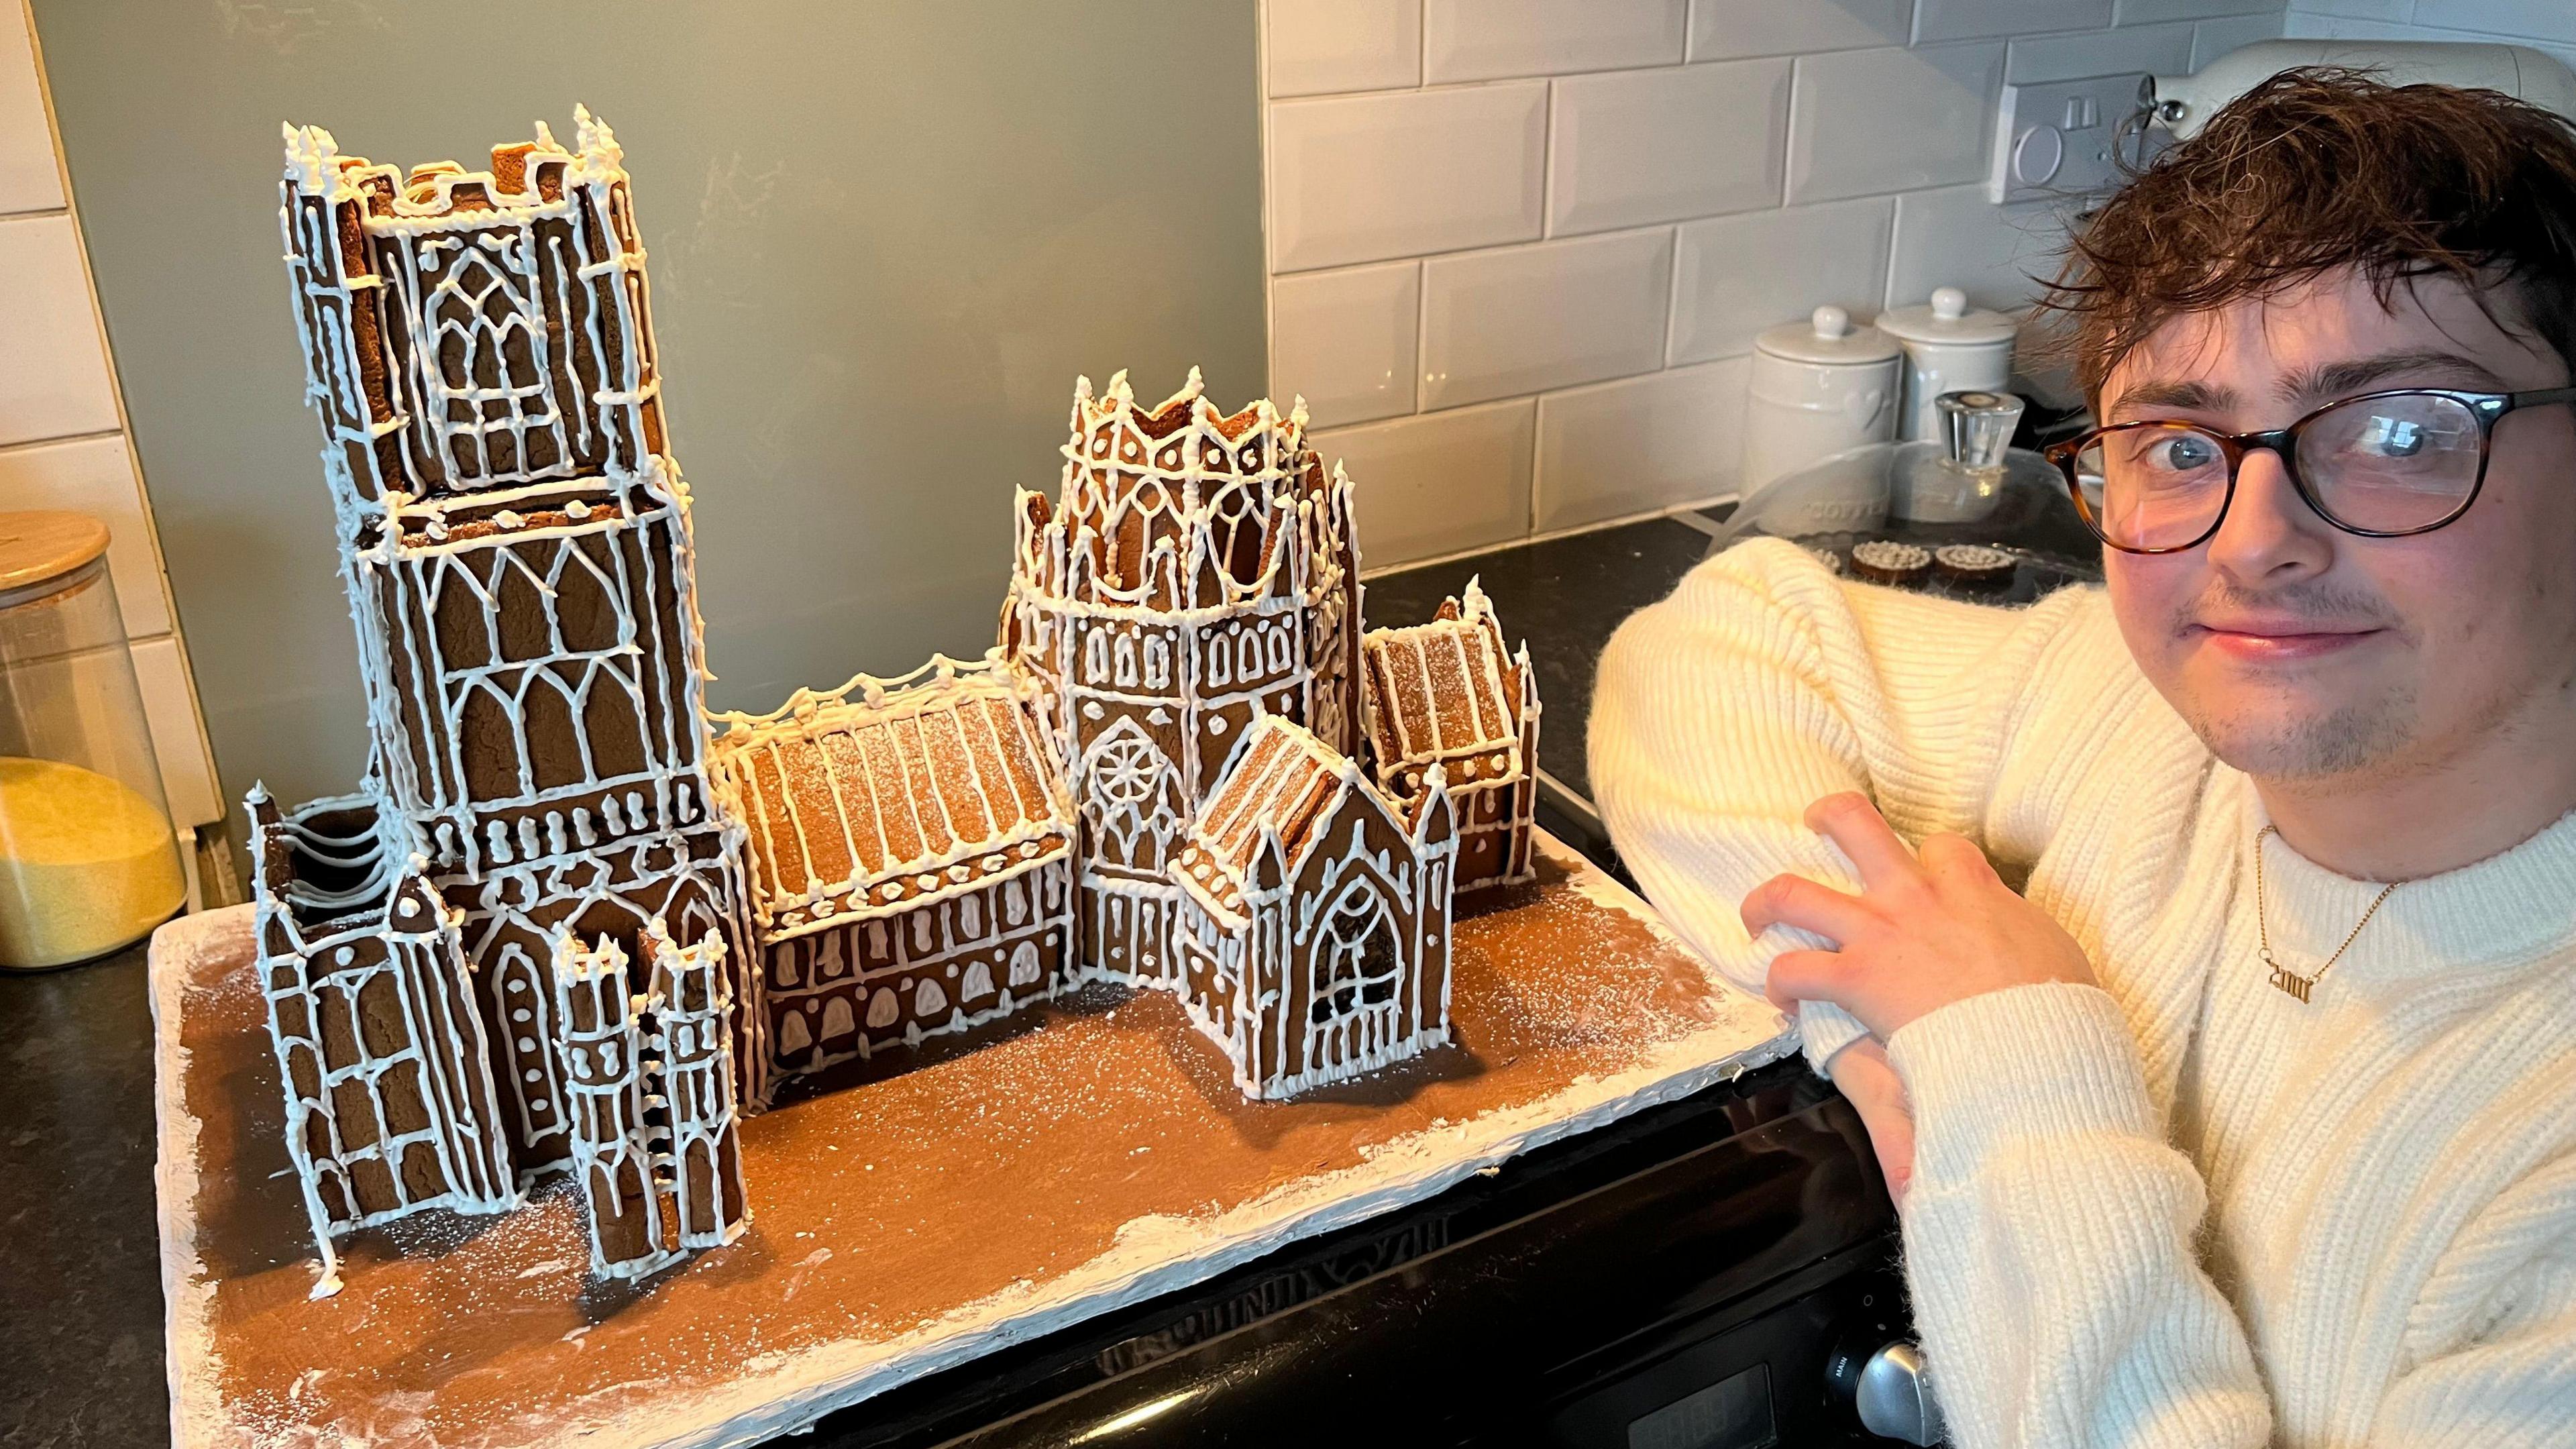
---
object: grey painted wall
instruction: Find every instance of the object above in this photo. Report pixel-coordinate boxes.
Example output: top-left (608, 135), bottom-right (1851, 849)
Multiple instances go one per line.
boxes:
top-left (30, 0), bottom-right (1265, 815)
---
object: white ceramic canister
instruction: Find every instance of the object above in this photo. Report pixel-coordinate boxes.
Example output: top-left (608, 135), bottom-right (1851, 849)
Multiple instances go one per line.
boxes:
top-left (1878, 286), bottom-right (2019, 443)
top-left (1743, 305), bottom-right (1902, 499)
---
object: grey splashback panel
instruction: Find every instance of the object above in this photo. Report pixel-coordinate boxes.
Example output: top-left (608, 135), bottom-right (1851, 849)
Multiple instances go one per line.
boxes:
top-left (32, 0), bottom-right (1263, 814)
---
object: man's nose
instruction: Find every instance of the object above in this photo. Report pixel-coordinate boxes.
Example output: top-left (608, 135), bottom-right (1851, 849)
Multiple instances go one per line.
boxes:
top-left (2204, 447), bottom-right (2334, 581)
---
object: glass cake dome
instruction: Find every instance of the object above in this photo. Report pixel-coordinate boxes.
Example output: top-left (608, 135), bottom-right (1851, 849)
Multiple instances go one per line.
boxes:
top-left (1709, 390), bottom-right (2104, 602)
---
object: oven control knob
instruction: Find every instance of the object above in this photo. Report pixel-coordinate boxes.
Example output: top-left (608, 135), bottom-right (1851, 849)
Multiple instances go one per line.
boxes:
top-left (1827, 1336), bottom-right (1948, 1445)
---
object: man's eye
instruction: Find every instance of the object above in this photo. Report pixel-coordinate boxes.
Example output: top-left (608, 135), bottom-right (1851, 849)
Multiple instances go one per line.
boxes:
top-left (2155, 434), bottom-right (2219, 471)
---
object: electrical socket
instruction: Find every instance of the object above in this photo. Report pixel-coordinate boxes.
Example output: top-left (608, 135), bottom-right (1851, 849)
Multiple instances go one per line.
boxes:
top-left (1988, 72), bottom-right (2161, 206)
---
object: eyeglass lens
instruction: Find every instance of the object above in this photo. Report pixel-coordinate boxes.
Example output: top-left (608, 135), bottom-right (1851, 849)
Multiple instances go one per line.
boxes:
top-left (2072, 392), bottom-right (2485, 549)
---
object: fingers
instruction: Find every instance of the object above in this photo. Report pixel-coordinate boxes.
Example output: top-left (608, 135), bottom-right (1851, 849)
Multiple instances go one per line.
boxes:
top-left (1825, 1038), bottom-right (1917, 1208)
top-left (1917, 830), bottom-right (1998, 883)
top-left (1741, 873), bottom-right (1875, 948)
top-left (1804, 792), bottom-right (1922, 892)
top-left (1762, 947), bottom-right (1850, 1010)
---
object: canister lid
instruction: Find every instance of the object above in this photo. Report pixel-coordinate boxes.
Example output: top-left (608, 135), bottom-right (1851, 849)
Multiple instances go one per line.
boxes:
top-left (1756, 305), bottom-right (1902, 366)
top-left (0, 511), bottom-right (109, 599)
top-left (1878, 286), bottom-right (2018, 346)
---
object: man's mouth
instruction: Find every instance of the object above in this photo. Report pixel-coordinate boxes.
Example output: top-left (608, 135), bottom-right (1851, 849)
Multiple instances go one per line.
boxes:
top-left (2186, 618), bottom-right (2384, 661)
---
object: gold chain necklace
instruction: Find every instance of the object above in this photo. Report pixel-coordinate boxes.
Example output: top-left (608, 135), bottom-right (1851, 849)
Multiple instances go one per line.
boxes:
top-left (2253, 824), bottom-right (2400, 1003)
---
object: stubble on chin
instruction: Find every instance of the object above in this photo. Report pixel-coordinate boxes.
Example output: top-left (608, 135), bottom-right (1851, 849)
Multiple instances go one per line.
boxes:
top-left (2163, 578), bottom-right (2420, 782)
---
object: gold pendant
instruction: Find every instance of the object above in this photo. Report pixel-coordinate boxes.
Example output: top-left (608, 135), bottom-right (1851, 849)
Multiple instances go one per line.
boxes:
top-left (2262, 950), bottom-right (2314, 1003)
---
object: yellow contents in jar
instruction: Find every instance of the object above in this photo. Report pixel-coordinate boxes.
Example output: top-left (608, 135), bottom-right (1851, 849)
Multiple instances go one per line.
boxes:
top-left (0, 756), bottom-right (185, 969)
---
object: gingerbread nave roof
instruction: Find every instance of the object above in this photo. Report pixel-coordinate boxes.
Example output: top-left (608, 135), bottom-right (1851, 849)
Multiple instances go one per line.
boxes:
top-left (1360, 578), bottom-right (1527, 783)
top-left (709, 655), bottom-right (1072, 942)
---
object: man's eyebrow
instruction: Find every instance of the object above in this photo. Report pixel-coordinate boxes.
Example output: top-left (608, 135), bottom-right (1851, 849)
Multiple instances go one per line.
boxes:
top-left (2282, 351), bottom-right (2510, 400)
top-left (2106, 378), bottom-right (2235, 419)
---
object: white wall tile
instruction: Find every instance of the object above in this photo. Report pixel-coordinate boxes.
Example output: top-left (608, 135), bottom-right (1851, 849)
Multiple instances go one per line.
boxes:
top-left (1669, 197), bottom-right (1894, 364)
top-left (0, 214), bottom-right (119, 445)
top-left (2007, 21), bottom-right (2197, 82)
top-left (1271, 260), bottom-right (1419, 427)
top-left (1270, 84), bottom-right (1547, 272)
top-left (1316, 398), bottom-right (1536, 566)
top-left (1422, 0), bottom-right (1685, 83)
top-left (0, 1), bottom-right (60, 216)
top-left (1267, 0), bottom-right (1422, 98)
top-left (1788, 42), bottom-right (2007, 203)
top-left (1918, 0), bottom-right (2113, 39)
top-left (1534, 356), bottom-right (1749, 530)
top-left (1549, 60), bottom-right (1790, 236)
top-left (2192, 10), bottom-right (2286, 64)
top-left (1421, 229), bottom-right (1672, 410)
top-left (2121, 0), bottom-right (2284, 21)
top-left (0, 434), bottom-right (167, 637)
top-left (2284, 0), bottom-right (2413, 18)
top-left (1887, 184), bottom-right (2070, 315)
top-left (130, 635), bottom-right (222, 828)
top-left (1687, 0), bottom-right (1913, 60)
top-left (2427, 0), bottom-right (2576, 42)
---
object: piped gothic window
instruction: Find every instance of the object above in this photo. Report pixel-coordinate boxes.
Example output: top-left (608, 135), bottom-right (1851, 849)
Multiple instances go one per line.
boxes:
top-left (1311, 888), bottom-right (1401, 1025)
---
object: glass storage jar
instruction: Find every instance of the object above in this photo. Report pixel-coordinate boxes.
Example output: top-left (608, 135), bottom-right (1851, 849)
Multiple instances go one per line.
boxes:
top-left (0, 511), bottom-right (186, 969)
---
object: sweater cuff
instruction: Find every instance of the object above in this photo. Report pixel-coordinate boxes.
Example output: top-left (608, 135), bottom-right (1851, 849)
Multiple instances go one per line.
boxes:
top-left (1799, 998), bottom-right (1872, 1077)
top-left (1884, 981), bottom-right (2156, 1188)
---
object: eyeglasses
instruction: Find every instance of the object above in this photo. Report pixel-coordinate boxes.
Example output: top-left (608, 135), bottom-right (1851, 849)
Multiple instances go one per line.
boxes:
top-left (2043, 386), bottom-right (2576, 553)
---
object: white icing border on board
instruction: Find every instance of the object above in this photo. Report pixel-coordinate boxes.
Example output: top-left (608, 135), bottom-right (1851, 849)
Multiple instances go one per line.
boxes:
top-left (158, 837), bottom-right (1795, 1449)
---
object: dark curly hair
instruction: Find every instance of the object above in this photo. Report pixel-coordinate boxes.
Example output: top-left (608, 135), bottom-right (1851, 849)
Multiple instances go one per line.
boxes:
top-left (2039, 68), bottom-right (2576, 402)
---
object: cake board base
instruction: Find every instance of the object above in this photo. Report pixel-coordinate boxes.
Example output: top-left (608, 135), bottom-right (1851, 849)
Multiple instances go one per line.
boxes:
top-left (155, 833), bottom-right (1795, 1448)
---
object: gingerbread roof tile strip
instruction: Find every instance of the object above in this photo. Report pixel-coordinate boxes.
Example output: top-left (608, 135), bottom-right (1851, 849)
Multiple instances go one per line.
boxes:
top-left (1192, 718), bottom-right (1364, 883)
top-left (1365, 621), bottom-right (1517, 766)
top-left (709, 655), bottom-right (1072, 934)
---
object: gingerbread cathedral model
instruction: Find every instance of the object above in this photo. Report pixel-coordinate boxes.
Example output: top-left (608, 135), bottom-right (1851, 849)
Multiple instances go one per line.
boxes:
top-left (249, 111), bottom-right (1540, 1294)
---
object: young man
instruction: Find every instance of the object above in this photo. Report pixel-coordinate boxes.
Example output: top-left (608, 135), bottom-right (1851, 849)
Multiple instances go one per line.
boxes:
top-left (1591, 73), bottom-right (2576, 1447)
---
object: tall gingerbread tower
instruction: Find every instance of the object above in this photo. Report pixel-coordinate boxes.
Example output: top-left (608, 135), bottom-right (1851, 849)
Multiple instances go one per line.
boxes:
top-left (260, 109), bottom-right (758, 1273)
top-left (1002, 370), bottom-right (1362, 985)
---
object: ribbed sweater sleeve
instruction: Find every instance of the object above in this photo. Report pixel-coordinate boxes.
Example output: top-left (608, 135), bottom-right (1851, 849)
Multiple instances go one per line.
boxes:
top-left (1587, 537), bottom-right (2088, 1073)
top-left (1886, 982), bottom-right (2273, 1447)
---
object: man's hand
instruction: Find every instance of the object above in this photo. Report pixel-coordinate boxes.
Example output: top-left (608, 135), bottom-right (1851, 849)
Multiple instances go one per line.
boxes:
top-left (1745, 792), bottom-right (2098, 1046)
top-left (1825, 1036), bottom-right (1915, 1206)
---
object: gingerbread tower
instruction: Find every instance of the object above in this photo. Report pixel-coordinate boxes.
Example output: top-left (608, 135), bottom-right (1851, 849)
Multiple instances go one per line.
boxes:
top-left (258, 110), bottom-right (757, 1285)
top-left (1002, 370), bottom-right (1362, 987)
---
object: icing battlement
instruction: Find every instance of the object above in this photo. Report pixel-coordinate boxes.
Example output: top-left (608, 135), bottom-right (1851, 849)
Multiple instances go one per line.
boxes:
top-left (282, 106), bottom-right (625, 223)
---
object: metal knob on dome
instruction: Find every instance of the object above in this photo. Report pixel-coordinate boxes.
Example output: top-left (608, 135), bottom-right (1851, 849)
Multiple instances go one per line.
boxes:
top-left (1938, 389), bottom-right (2025, 474)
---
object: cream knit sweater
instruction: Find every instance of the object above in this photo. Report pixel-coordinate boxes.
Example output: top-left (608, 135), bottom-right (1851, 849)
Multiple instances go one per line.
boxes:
top-left (1589, 538), bottom-right (2576, 1448)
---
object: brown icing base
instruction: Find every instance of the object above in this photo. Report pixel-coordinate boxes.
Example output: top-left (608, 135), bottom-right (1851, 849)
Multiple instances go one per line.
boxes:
top-left (158, 837), bottom-right (1790, 1448)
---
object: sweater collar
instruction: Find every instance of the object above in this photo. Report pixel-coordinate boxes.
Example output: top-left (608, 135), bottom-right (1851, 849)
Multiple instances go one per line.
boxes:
top-left (2244, 785), bottom-right (2576, 973)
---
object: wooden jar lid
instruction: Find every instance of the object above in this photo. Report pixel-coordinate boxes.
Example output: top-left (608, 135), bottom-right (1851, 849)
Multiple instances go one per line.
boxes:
top-left (0, 511), bottom-right (111, 598)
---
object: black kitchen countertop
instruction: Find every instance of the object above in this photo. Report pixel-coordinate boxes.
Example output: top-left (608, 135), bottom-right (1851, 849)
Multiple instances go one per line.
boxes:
top-left (0, 515), bottom-right (1737, 1448)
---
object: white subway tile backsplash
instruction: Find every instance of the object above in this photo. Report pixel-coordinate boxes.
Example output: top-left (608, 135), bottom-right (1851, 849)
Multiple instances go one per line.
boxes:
top-left (1421, 229), bottom-right (1672, 410)
top-left (1267, 0), bottom-right (1422, 98)
top-left (0, 433), bottom-right (167, 637)
top-left (1271, 260), bottom-right (1420, 427)
top-left (130, 635), bottom-right (223, 828)
top-left (0, 214), bottom-right (119, 445)
top-left (0, 1), bottom-right (60, 216)
top-left (1887, 184), bottom-right (2070, 315)
top-left (2282, 0), bottom-right (2412, 19)
top-left (1423, 0), bottom-right (1685, 81)
top-left (1917, 0), bottom-right (2113, 40)
top-left (1318, 398), bottom-right (1536, 566)
top-left (2191, 11), bottom-right (2286, 65)
top-left (1548, 60), bottom-right (1790, 235)
top-left (2120, 0), bottom-right (2284, 21)
top-left (1669, 197), bottom-right (1893, 364)
top-left (2006, 21), bottom-right (2196, 82)
top-left (2430, 1), bottom-right (2576, 42)
top-left (1270, 84), bottom-right (1547, 272)
top-left (1788, 43), bottom-right (2006, 203)
top-left (1534, 356), bottom-right (1749, 531)
top-left (1686, 0), bottom-right (1914, 60)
